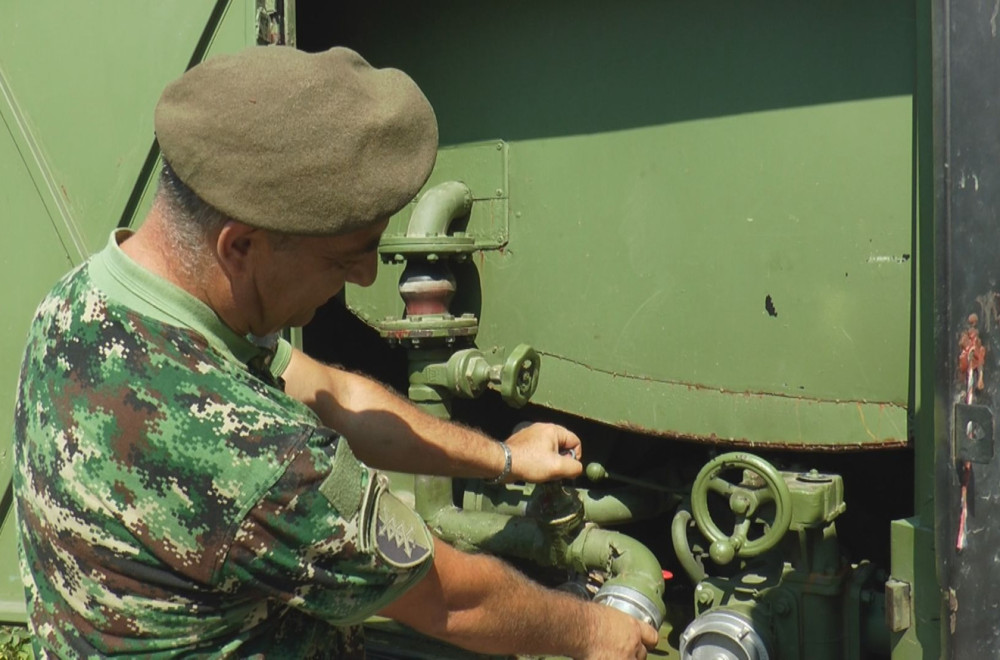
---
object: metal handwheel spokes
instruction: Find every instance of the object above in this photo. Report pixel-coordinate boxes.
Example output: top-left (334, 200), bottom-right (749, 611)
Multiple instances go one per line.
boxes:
top-left (706, 477), bottom-right (736, 497)
top-left (690, 453), bottom-right (793, 565)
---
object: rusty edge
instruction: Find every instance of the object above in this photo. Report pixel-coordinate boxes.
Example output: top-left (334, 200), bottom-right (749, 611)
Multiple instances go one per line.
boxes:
top-left (614, 421), bottom-right (910, 452)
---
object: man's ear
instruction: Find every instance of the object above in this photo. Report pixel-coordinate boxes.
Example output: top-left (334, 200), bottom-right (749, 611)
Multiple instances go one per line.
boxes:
top-left (215, 221), bottom-right (266, 277)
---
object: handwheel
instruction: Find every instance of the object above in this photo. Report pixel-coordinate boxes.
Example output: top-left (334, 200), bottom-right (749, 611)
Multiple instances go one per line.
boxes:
top-left (690, 452), bottom-right (792, 564)
top-left (498, 344), bottom-right (540, 408)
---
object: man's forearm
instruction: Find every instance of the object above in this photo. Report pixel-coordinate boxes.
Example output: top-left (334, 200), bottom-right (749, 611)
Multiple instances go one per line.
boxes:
top-left (431, 553), bottom-right (595, 656)
top-left (283, 349), bottom-right (583, 483)
top-left (316, 368), bottom-right (509, 477)
top-left (283, 350), bottom-right (506, 477)
top-left (380, 539), bottom-right (651, 658)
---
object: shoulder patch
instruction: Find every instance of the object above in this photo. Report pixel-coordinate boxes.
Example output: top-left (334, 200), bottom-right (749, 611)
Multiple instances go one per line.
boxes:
top-left (371, 488), bottom-right (433, 569)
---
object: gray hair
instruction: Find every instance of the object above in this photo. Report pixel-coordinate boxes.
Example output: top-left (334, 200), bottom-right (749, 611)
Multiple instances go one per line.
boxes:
top-left (156, 161), bottom-right (307, 279)
top-left (156, 160), bottom-right (229, 276)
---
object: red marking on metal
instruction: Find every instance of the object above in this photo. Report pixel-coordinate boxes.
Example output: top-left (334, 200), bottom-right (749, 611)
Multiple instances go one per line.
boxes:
top-left (956, 460), bottom-right (972, 551)
top-left (959, 314), bottom-right (987, 392)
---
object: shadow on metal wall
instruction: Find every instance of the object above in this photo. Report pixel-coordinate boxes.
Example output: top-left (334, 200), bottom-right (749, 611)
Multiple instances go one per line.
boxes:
top-left (296, 0), bottom-right (915, 146)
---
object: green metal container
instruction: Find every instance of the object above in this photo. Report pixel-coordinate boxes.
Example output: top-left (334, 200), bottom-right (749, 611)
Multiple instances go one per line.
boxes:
top-left (6, 1), bottom-right (987, 659)
top-left (339, 1), bottom-right (916, 451)
top-left (0, 0), bottom-right (274, 624)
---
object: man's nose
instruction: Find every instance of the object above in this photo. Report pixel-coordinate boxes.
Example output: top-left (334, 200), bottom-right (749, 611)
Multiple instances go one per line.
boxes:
top-left (347, 251), bottom-right (379, 287)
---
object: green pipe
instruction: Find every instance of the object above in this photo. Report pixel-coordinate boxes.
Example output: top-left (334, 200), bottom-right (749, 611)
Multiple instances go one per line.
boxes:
top-left (426, 507), bottom-right (666, 625)
top-left (463, 483), bottom-right (676, 526)
top-left (406, 181), bottom-right (473, 237)
top-left (407, 379), bottom-right (456, 521)
top-left (426, 508), bottom-right (556, 563)
top-left (398, 186), bottom-right (665, 623)
top-left (414, 474), bottom-right (454, 521)
top-left (571, 525), bottom-right (666, 610)
top-left (671, 508), bottom-right (707, 583)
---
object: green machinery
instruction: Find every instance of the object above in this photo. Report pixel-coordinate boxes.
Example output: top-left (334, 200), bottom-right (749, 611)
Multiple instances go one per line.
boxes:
top-left (3, 1), bottom-right (998, 658)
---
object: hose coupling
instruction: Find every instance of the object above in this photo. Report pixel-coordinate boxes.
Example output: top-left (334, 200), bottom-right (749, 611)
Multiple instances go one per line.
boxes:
top-left (594, 584), bottom-right (664, 630)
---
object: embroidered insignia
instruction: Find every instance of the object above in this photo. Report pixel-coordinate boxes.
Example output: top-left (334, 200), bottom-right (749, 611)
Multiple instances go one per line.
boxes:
top-left (372, 488), bottom-right (433, 568)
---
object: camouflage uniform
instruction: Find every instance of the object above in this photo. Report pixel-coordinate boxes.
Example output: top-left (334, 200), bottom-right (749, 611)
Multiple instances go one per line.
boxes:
top-left (13, 230), bottom-right (434, 658)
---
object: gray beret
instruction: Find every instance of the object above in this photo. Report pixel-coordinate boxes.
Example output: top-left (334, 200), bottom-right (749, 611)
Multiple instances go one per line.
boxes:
top-left (154, 46), bottom-right (438, 235)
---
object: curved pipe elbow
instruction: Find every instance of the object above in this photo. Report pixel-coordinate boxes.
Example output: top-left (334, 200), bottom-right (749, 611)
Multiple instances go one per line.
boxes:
top-left (569, 526), bottom-right (665, 603)
top-left (406, 181), bottom-right (473, 237)
top-left (426, 505), bottom-right (665, 624)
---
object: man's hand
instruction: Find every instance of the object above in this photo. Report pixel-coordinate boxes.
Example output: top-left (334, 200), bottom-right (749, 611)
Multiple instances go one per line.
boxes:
top-left (505, 422), bottom-right (583, 482)
top-left (580, 603), bottom-right (660, 660)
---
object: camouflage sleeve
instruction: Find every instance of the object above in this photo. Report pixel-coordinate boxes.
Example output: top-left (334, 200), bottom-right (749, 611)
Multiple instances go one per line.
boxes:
top-left (221, 428), bottom-right (434, 626)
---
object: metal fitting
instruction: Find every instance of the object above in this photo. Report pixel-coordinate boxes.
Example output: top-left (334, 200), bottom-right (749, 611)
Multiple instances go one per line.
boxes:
top-left (594, 584), bottom-right (664, 630)
top-left (679, 610), bottom-right (770, 660)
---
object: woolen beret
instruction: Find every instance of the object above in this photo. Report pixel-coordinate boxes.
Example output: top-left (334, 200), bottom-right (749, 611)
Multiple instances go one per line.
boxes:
top-left (154, 46), bottom-right (438, 235)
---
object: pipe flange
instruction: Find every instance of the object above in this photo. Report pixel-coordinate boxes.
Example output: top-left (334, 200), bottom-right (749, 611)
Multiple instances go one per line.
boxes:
top-left (379, 235), bottom-right (477, 262)
top-left (679, 610), bottom-right (769, 660)
top-left (594, 584), bottom-right (664, 630)
top-left (380, 314), bottom-right (479, 345)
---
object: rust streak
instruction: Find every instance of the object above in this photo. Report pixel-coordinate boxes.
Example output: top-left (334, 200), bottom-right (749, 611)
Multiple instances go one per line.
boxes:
top-left (614, 421), bottom-right (909, 452)
top-left (538, 350), bottom-right (906, 408)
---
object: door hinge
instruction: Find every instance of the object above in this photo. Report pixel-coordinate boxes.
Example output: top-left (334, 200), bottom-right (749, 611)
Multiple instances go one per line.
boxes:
top-left (256, 0), bottom-right (294, 46)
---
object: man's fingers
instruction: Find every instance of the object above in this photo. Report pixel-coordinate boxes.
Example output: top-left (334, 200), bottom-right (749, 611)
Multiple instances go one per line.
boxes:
top-left (555, 427), bottom-right (582, 458)
top-left (559, 454), bottom-right (584, 478)
top-left (640, 622), bottom-right (659, 648)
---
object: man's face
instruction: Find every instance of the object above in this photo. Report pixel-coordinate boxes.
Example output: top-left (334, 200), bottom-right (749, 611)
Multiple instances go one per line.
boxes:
top-left (246, 219), bottom-right (389, 335)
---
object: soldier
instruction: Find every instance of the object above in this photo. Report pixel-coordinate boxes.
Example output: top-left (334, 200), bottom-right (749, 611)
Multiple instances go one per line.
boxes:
top-left (13, 46), bottom-right (658, 658)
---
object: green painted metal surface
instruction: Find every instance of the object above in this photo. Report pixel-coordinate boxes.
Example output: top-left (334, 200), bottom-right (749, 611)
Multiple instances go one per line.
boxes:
top-left (0, 1), bottom-right (943, 656)
top-left (342, 0), bottom-right (916, 448)
top-left (0, 0), bottom-right (262, 624)
top-left (0, 121), bottom-right (75, 621)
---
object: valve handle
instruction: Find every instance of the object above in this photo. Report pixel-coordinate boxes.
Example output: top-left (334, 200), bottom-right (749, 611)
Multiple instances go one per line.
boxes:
top-left (690, 452), bottom-right (792, 563)
top-left (498, 344), bottom-right (540, 408)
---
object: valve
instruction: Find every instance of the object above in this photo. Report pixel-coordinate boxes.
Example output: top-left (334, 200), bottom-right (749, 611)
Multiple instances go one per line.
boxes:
top-left (444, 344), bottom-right (540, 407)
top-left (690, 453), bottom-right (792, 564)
top-left (498, 343), bottom-right (539, 408)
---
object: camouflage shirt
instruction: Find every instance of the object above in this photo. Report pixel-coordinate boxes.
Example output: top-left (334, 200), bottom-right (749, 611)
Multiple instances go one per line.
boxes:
top-left (13, 230), bottom-right (434, 658)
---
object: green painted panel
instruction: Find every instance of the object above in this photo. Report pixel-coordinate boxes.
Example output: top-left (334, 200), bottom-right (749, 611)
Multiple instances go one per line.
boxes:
top-left (339, 0), bottom-right (915, 447)
top-left (0, 0), bottom-right (260, 623)
top-left (536, 355), bottom-right (906, 449)
top-left (0, 1), bottom-right (256, 254)
top-left (495, 97), bottom-right (912, 405)
top-left (0, 117), bottom-right (77, 622)
top-left (0, 507), bottom-right (25, 621)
